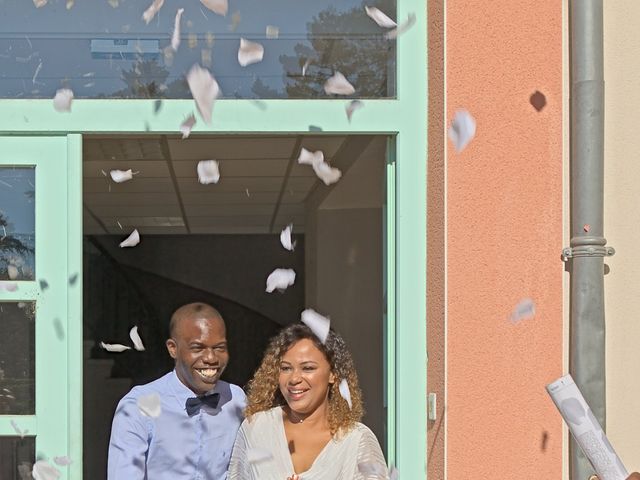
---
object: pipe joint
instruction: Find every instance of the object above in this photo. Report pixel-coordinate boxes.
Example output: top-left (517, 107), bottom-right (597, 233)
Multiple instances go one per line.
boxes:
top-left (562, 245), bottom-right (615, 261)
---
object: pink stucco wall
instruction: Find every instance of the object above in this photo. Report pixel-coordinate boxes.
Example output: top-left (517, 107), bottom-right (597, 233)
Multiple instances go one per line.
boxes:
top-left (445, 1), bottom-right (564, 478)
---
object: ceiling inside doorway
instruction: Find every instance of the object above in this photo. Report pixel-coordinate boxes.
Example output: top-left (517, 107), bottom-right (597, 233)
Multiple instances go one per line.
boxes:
top-left (82, 134), bottom-right (384, 235)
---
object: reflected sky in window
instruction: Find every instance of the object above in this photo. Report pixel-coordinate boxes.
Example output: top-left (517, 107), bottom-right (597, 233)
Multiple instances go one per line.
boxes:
top-left (0, 0), bottom-right (396, 99)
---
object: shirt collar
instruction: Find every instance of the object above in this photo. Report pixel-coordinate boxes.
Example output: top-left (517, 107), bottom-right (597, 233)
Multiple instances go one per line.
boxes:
top-left (168, 369), bottom-right (222, 402)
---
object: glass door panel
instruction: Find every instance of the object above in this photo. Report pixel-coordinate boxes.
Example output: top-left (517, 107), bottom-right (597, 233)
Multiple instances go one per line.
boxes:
top-left (0, 137), bottom-right (71, 480)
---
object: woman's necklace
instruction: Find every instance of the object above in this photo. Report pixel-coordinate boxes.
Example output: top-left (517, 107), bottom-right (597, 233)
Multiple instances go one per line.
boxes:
top-left (287, 410), bottom-right (305, 424)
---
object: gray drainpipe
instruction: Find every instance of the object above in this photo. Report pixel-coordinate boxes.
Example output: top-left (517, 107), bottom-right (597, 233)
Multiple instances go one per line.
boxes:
top-left (565, 1), bottom-right (614, 478)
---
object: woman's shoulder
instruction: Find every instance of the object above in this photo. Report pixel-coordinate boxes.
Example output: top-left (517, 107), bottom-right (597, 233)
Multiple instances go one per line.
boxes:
top-left (336, 423), bottom-right (382, 447)
top-left (241, 406), bottom-right (282, 431)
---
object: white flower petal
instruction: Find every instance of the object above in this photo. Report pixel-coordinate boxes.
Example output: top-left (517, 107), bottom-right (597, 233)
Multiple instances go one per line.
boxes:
top-left (280, 224), bottom-right (294, 251)
top-left (129, 326), bottom-right (146, 351)
top-left (385, 13), bottom-right (417, 40)
top-left (312, 161), bottom-right (342, 186)
top-left (100, 342), bottom-right (132, 353)
top-left (247, 447), bottom-right (273, 464)
top-left (302, 59), bottom-right (311, 77)
top-left (180, 113), bottom-right (196, 139)
top-left (238, 38), bottom-right (264, 67)
top-left (10, 420), bottom-right (24, 437)
top-left (110, 169), bottom-right (133, 183)
top-left (142, 0), bottom-right (164, 24)
top-left (7, 265), bottom-right (18, 280)
top-left (32, 460), bottom-right (61, 480)
top-left (53, 457), bottom-right (72, 466)
top-left (186, 64), bottom-right (220, 124)
top-left (510, 298), bottom-right (536, 323)
top-left (137, 393), bottom-right (162, 417)
top-left (324, 72), bottom-right (355, 96)
top-left (171, 8), bottom-right (184, 51)
top-left (297, 147), bottom-right (323, 166)
top-left (346, 100), bottom-right (364, 122)
top-left (33, 0), bottom-right (47, 7)
top-left (0, 283), bottom-right (18, 292)
top-left (364, 6), bottom-right (397, 28)
top-left (447, 109), bottom-right (476, 153)
top-left (300, 309), bottom-right (330, 344)
top-left (197, 160), bottom-right (220, 184)
top-left (53, 89), bottom-right (74, 112)
top-left (265, 25), bottom-right (279, 39)
top-left (119, 229), bottom-right (140, 248)
top-left (200, 0), bottom-right (227, 16)
top-left (357, 461), bottom-right (387, 478)
top-left (265, 268), bottom-right (296, 293)
top-left (339, 379), bottom-right (352, 409)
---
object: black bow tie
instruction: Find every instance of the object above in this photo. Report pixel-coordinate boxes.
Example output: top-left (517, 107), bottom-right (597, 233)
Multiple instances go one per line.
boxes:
top-left (185, 393), bottom-right (220, 416)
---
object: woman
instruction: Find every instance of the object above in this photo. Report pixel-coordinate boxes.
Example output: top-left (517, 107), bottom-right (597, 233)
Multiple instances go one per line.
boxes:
top-left (228, 323), bottom-right (388, 479)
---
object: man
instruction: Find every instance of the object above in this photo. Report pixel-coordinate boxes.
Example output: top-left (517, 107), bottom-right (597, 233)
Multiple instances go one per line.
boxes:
top-left (108, 303), bottom-right (246, 479)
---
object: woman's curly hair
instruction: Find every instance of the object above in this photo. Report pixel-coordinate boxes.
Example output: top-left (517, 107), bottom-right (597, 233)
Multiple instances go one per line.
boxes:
top-left (245, 323), bottom-right (364, 436)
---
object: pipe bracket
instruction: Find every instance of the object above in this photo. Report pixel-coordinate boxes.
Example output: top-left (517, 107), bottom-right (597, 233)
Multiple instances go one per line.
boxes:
top-left (562, 245), bottom-right (615, 261)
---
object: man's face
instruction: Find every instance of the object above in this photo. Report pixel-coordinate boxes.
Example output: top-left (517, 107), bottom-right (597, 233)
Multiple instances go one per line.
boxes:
top-left (166, 316), bottom-right (229, 395)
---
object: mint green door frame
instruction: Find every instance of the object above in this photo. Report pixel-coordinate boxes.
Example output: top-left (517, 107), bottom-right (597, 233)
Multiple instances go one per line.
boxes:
top-left (0, 135), bottom-right (82, 480)
top-left (0, 0), bottom-right (427, 477)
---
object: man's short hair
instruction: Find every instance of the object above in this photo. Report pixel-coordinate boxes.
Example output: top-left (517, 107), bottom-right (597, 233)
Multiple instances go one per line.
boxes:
top-left (169, 303), bottom-right (223, 338)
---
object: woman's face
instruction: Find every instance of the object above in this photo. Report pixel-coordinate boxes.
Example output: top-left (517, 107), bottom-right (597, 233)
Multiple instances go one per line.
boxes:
top-left (278, 338), bottom-right (335, 415)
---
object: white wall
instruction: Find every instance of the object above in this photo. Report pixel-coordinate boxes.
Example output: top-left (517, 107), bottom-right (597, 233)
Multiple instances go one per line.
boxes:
top-left (604, 2), bottom-right (640, 471)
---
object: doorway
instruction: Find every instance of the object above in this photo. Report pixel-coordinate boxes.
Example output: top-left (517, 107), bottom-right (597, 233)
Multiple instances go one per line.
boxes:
top-left (81, 133), bottom-right (389, 478)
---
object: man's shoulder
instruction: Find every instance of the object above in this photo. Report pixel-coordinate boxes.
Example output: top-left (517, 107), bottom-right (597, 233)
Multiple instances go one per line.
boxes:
top-left (120, 372), bottom-right (173, 402)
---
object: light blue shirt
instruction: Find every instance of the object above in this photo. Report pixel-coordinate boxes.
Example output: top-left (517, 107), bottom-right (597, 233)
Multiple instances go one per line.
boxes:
top-left (108, 370), bottom-right (246, 480)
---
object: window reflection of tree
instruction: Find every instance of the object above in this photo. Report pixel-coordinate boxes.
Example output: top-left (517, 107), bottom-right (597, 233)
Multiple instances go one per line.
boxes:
top-left (255, 1), bottom-right (395, 99)
top-left (0, 212), bottom-right (33, 281)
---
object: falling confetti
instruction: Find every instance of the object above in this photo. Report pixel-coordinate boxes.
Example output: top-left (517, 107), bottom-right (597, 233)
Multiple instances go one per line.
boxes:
top-left (197, 160), bottom-right (220, 184)
top-left (265, 268), bottom-right (296, 293)
top-left (324, 72), bottom-right (355, 96)
top-left (300, 309), bottom-right (330, 344)
top-left (200, 0), bottom-right (227, 16)
top-left (247, 447), bottom-right (273, 464)
top-left (238, 38), bottom-right (264, 67)
top-left (509, 298), bottom-right (536, 323)
top-left (32, 0), bottom-right (47, 7)
top-left (32, 461), bottom-right (61, 480)
top-left (530, 90), bottom-right (547, 112)
top-left (364, 6), bottom-right (397, 28)
top-left (68, 273), bottom-right (79, 285)
top-left (280, 224), bottom-right (294, 251)
top-left (583, 224), bottom-right (591, 233)
top-left (229, 11), bottom-right (241, 31)
top-left (39, 279), bottom-right (49, 290)
top-left (346, 100), bottom-right (364, 122)
top-left (266, 25), bottom-right (279, 39)
top-left (53, 89), bottom-right (74, 112)
top-left (117, 221), bottom-right (123, 230)
top-left (129, 326), bottom-right (146, 351)
top-left (447, 109), bottom-right (476, 153)
top-left (186, 64), bottom-right (220, 124)
top-left (297, 148), bottom-right (341, 186)
top-left (171, 8), bottom-right (184, 51)
top-left (11, 420), bottom-right (26, 438)
top-left (180, 114), bottom-right (196, 139)
top-left (65, 0), bottom-right (74, 9)
top-left (142, 0), bottom-right (164, 24)
top-left (339, 379), bottom-right (352, 409)
top-left (0, 283), bottom-right (18, 292)
top-left (7, 265), bottom-right (18, 280)
top-left (53, 457), bottom-right (72, 466)
top-left (137, 393), bottom-right (162, 417)
top-left (386, 13), bottom-right (417, 39)
top-left (302, 59), bottom-right (311, 76)
top-left (389, 466), bottom-right (399, 480)
top-left (119, 229), bottom-right (140, 248)
top-left (32, 61), bottom-right (43, 85)
top-left (100, 342), bottom-right (132, 353)
top-left (110, 169), bottom-right (133, 183)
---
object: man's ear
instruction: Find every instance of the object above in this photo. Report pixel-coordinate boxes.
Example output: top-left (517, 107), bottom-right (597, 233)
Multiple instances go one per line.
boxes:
top-left (166, 338), bottom-right (178, 359)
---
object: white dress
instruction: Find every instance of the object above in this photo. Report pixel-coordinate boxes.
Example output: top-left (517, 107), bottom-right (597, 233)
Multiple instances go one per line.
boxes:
top-left (228, 406), bottom-right (388, 480)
